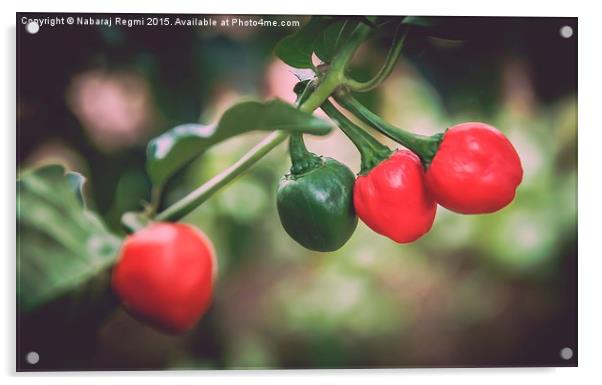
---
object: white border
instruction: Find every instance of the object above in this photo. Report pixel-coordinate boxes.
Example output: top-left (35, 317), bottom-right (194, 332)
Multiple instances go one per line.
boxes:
top-left (3, 1), bottom-right (600, 384)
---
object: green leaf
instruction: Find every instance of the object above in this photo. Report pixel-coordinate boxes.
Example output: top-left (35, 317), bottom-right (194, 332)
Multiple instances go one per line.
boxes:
top-left (275, 16), bottom-right (334, 68)
top-left (314, 19), bottom-right (361, 64)
top-left (146, 99), bottom-right (334, 185)
top-left (17, 164), bottom-right (122, 313)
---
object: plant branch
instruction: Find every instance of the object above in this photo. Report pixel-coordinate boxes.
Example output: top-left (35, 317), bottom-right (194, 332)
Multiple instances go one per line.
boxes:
top-left (146, 185), bottom-right (163, 216)
top-left (345, 25), bottom-right (408, 92)
top-left (298, 21), bottom-right (374, 113)
top-left (155, 131), bottom-right (287, 221)
top-left (153, 21), bottom-right (374, 222)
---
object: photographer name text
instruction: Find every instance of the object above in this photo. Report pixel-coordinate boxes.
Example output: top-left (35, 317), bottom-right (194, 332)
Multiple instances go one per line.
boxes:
top-left (21, 16), bottom-right (301, 29)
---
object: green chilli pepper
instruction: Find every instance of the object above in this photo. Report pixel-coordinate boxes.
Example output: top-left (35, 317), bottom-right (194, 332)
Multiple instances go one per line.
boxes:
top-left (277, 133), bottom-right (358, 252)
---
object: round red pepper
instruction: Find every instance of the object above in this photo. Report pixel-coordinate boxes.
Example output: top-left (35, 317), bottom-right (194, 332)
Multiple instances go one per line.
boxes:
top-left (335, 95), bottom-right (524, 216)
top-left (425, 122), bottom-right (523, 214)
top-left (354, 150), bottom-right (437, 243)
top-left (111, 223), bottom-right (216, 333)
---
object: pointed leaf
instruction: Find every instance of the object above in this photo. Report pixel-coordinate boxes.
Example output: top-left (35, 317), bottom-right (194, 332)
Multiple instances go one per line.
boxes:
top-left (314, 19), bottom-right (361, 63)
top-left (17, 165), bottom-right (122, 313)
top-left (146, 99), bottom-right (333, 185)
top-left (275, 16), bottom-right (334, 68)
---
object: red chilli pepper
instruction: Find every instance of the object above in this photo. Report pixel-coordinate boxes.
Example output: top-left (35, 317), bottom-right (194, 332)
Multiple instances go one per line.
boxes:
top-left (425, 122), bottom-right (523, 214)
top-left (336, 96), bottom-right (523, 216)
top-left (354, 150), bottom-right (437, 243)
top-left (112, 223), bottom-right (216, 333)
top-left (320, 100), bottom-right (437, 243)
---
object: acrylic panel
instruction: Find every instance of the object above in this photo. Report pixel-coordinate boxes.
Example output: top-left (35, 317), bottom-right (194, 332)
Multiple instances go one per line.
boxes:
top-left (16, 13), bottom-right (577, 371)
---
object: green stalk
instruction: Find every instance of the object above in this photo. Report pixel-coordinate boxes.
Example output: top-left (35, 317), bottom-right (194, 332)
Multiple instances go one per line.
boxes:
top-left (297, 20), bottom-right (374, 112)
top-left (320, 100), bottom-right (391, 174)
top-left (288, 133), bottom-right (322, 175)
top-left (345, 25), bottom-right (408, 92)
top-left (155, 131), bottom-right (287, 221)
top-left (335, 92), bottom-right (443, 167)
top-left (154, 22), bottom-right (374, 222)
top-left (288, 80), bottom-right (322, 174)
top-left (146, 185), bottom-right (163, 217)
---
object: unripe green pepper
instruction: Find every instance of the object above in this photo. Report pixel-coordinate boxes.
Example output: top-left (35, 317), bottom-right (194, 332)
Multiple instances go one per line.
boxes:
top-left (277, 135), bottom-right (357, 252)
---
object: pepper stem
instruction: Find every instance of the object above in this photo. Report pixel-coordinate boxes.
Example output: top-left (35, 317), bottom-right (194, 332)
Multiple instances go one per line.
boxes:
top-left (288, 133), bottom-right (322, 175)
top-left (345, 24), bottom-right (408, 92)
top-left (320, 100), bottom-right (391, 174)
top-left (335, 92), bottom-right (443, 167)
top-left (287, 80), bottom-right (323, 175)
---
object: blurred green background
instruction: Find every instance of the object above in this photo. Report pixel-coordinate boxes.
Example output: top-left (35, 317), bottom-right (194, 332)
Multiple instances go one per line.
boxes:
top-left (17, 15), bottom-right (577, 369)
